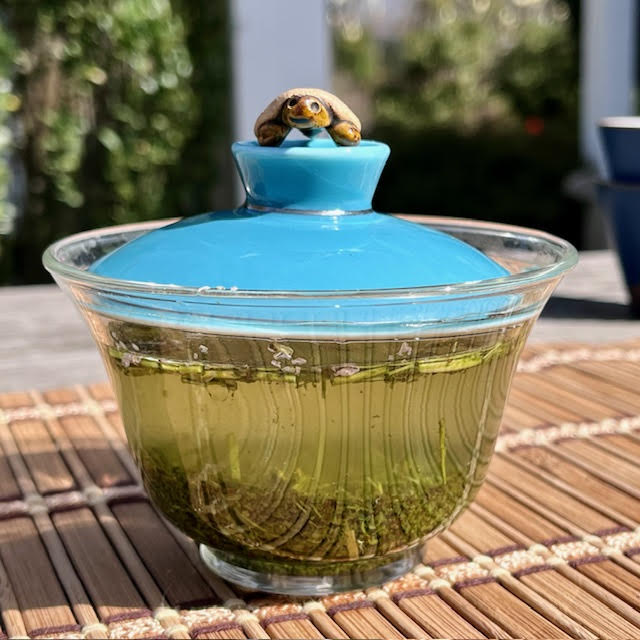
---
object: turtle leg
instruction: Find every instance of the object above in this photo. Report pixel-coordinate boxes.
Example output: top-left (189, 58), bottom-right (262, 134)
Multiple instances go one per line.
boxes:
top-left (256, 120), bottom-right (291, 146)
top-left (327, 120), bottom-right (361, 146)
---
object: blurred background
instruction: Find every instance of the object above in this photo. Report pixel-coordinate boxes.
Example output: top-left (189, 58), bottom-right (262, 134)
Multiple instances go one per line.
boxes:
top-left (0, 0), bottom-right (636, 285)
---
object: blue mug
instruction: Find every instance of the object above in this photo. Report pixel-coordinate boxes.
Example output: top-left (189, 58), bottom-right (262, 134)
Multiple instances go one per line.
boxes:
top-left (597, 181), bottom-right (640, 314)
top-left (599, 117), bottom-right (640, 183)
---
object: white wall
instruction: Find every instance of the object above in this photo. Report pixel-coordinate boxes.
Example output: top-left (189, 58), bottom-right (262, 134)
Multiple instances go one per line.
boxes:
top-left (580, 0), bottom-right (637, 173)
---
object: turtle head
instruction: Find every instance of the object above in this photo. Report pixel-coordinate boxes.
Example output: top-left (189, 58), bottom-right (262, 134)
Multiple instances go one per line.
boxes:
top-left (255, 88), bottom-right (361, 146)
top-left (281, 94), bottom-right (332, 130)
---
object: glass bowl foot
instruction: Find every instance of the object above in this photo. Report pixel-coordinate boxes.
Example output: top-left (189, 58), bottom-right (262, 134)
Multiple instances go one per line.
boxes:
top-left (199, 544), bottom-right (422, 596)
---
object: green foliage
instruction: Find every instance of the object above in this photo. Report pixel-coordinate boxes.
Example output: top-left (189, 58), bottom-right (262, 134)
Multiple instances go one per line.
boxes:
top-left (334, 26), bottom-right (379, 87)
top-left (371, 1), bottom-right (577, 129)
top-left (0, 0), bottom-right (229, 284)
top-left (373, 122), bottom-right (582, 247)
top-left (496, 25), bottom-right (578, 122)
top-left (377, 17), bottom-right (509, 129)
top-left (0, 25), bottom-right (18, 236)
top-left (163, 0), bottom-right (230, 217)
top-left (333, 0), bottom-right (582, 244)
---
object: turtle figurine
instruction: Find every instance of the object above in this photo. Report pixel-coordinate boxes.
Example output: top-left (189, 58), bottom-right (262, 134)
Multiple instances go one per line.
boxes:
top-left (254, 88), bottom-right (361, 147)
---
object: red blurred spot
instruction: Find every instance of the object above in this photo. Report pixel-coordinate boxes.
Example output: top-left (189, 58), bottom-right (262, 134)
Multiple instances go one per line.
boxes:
top-left (524, 116), bottom-right (545, 136)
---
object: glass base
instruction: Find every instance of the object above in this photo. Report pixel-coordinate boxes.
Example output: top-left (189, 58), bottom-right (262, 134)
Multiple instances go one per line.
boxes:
top-left (199, 544), bottom-right (422, 596)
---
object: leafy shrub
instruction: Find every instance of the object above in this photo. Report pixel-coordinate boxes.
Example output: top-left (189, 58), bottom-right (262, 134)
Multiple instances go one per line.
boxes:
top-left (333, 0), bottom-right (582, 245)
top-left (0, 0), bottom-right (229, 284)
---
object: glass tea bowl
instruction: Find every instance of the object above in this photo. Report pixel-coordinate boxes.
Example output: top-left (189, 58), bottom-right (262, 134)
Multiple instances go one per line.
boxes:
top-left (43, 214), bottom-right (576, 595)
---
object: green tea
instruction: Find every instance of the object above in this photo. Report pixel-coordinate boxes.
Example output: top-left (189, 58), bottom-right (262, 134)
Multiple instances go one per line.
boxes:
top-left (100, 321), bottom-right (529, 576)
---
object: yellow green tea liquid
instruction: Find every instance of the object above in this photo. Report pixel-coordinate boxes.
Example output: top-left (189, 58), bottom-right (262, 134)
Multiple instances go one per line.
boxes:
top-left (100, 321), bottom-right (529, 593)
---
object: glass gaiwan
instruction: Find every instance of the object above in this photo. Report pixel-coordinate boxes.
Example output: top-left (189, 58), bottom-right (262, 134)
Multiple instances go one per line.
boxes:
top-left (44, 89), bottom-right (576, 595)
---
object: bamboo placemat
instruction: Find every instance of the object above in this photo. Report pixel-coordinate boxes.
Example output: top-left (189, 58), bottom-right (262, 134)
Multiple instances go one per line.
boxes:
top-left (1, 340), bottom-right (640, 639)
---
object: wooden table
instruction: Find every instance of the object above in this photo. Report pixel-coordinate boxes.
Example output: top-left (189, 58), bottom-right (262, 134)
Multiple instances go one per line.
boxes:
top-left (0, 251), bottom-right (638, 392)
top-left (0, 340), bottom-right (640, 639)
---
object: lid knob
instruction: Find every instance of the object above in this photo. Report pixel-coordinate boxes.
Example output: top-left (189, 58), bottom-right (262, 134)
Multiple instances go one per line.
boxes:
top-left (254, 88), bottom-right (362, 146)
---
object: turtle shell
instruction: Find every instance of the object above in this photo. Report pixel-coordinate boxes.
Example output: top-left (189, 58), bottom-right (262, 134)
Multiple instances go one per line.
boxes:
top-left (253, 88), bottom-right (361, 138)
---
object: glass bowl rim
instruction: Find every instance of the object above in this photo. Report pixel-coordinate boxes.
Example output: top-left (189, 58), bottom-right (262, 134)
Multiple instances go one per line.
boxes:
top-left (43, 214), bottom-right (578, 300)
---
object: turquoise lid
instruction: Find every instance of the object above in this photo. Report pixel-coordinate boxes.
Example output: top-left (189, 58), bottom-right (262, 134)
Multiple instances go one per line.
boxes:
top-left (90, 138), bottom-right (507, 292)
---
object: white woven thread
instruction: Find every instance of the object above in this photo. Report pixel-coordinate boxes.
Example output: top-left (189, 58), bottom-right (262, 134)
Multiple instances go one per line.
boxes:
top-left (412, 564), bottom-right (436, 579)
top-left (302, 600), bottom-right (326, 613)
top-left (223, 597), bottom-right (247, 610)
top-left (0, 400), bottom-right (117, 424)
top-left (25, 492), bottom-right (48, 516)
top-left (367, 588), bottom-right (390, 602)
top-left (518, 347), bottom-right (640, 373)
top-left (428, 577), bottom-right (451, 590)
top-left (490, 567), bottom-right (511, 579)
top-left (472, 554), bottom-right (494, 569)
top-left (83, 485), bottom-right (105, 506)
top-left (495, 415), bottom-right (640, 452)
top-left (529, 543), bottom-right (549, 555)
top-left (163, 623), bottom-right (191, 638)
top-left (234, 610), bottom-right (260, 625)
top-left (153, 607), bottom-right (179, 623)
top-left (81, 622), bottom-right (109, 638)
